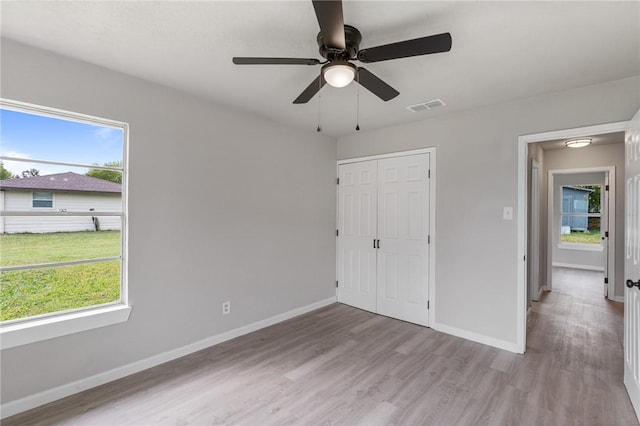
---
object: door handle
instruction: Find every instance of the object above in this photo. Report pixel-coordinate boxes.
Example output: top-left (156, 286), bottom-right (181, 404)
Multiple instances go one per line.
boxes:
top-left (373, 239), bottom-right (376, 249)
top-left (376, 239), bottom-right (380, 249)
top-left (626, 279), bottom-right (640, 289)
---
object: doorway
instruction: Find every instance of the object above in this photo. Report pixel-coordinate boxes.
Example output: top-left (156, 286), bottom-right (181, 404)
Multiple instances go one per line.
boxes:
top-left (547, 168), bottom-right (614, 298)
top-left (517, 121), bottom-right (628, 353)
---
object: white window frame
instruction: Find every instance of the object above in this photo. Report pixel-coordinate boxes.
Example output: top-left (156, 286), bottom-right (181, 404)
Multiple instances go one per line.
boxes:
top-left (32, 191), bottom-right (54, 209)
top-left (558, 184), bottom-right (604, 251)
top-left (0, 99), bottom-right (131, 349)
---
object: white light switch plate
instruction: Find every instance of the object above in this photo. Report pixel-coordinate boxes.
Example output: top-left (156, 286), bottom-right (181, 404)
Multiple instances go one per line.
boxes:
top-left (503, 207), bottom-right (513, 220)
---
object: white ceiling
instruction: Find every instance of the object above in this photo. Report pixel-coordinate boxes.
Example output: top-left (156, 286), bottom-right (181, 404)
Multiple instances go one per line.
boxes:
top-left (2, 1), bottom-right (639, 137)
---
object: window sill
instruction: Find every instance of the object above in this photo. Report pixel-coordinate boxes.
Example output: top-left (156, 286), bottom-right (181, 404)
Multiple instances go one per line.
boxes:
top-left (0, 304), bottom-right (132, 350)
top-left (557, 243), bottom-right (604, 252)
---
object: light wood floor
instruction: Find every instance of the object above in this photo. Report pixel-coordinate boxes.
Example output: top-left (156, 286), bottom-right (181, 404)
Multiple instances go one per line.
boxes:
top-left (4, 267), bottom-right (639, 425)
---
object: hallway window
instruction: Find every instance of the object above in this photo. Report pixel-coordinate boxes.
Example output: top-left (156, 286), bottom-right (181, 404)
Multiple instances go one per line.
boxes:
top-left (560, 185), bottom-right (601, 245)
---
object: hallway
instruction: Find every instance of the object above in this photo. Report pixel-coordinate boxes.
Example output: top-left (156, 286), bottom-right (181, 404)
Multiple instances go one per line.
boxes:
top-left (526, 266), bottom-right (637, 424)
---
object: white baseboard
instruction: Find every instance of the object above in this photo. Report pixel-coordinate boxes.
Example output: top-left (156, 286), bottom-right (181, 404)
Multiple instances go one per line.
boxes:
top-left (431, 322), bottom-right (521, 354)
top-left (552, 262), bottom-right (604, 272)
top-left (612, 295), bottom-right (625, 303)
top-left (1, 296), bottom-right (337, 419)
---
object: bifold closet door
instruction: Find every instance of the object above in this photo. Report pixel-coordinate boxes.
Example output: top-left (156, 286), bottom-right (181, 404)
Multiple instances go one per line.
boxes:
top-left (337, 160), bottom-right (378, 312)
top-left (377, 154), bottom-right (430, 326)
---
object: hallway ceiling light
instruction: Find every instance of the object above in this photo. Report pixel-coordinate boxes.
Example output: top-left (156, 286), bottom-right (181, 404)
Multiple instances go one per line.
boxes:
top-left (564, 138), bottom-right (592, 148)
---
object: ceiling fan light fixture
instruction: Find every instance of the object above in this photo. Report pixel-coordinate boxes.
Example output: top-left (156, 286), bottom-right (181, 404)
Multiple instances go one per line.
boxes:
top-left (322, 61), bottom-right (356, 88)
top-left (564, 138), bottom-right (592, 148)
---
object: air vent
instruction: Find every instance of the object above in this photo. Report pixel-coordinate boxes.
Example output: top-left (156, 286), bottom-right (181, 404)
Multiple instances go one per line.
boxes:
top-left (406, 98), bottom-right (446, 112)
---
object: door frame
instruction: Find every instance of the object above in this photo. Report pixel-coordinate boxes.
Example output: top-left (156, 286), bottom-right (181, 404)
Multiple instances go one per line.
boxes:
top-left (517, 121), bottom-right (628, 354)
top-left (529, 160), bottom-right (541, 304)
top-left (337, 147), bottom-right (436, 326)
top-left (547, 167), bottom-right (615, 297)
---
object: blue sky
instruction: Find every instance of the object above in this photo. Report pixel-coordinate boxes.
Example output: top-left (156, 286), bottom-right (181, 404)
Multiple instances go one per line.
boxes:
top-left (0, 108), bottom-right (123, 177)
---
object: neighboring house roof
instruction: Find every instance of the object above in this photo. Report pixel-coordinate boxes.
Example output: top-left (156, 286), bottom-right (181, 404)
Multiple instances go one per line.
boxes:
top-left (0, 172), bottom-right (121, 194)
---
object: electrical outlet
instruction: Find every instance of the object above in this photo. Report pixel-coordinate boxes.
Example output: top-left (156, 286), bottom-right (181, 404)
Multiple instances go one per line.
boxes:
top-left (222, 301), bottom-right (231, 315)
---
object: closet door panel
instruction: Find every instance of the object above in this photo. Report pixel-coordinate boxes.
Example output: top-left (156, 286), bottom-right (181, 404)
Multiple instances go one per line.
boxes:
top-left (337, 160), bottom-right (378, 312)
top-left (377, 154), bottom-right (430, 326)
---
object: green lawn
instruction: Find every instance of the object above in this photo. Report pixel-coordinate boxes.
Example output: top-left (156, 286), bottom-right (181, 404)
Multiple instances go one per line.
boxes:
top-left (560, 229), bottom-right (601, 245)
top-left (0, 231), bottom-right (121, 321)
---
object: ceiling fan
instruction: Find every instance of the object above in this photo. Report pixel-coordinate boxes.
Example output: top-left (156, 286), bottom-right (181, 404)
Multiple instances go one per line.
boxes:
top-left (232, 0), bottom-right (452, 104)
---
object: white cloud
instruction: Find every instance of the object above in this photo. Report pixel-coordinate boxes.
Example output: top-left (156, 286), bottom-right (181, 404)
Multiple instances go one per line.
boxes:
top-left (94, 127), bottom-right (115, 140)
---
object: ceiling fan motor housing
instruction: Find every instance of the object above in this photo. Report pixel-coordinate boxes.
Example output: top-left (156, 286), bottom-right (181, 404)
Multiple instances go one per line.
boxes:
top-left (317, 25), bottom-right (362, 60)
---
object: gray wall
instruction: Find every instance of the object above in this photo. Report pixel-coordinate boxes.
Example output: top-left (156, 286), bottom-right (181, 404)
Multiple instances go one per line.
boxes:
top-left (0, 39), bottom-right (337, 404)
top-left (338, 75), bottom-right (640, 344)
top-left (543, 143), bottom-right (626, 296)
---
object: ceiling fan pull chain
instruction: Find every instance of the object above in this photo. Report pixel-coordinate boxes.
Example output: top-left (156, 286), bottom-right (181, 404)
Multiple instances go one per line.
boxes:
top-left (317, 73), bottom-right (322, 132)
top-left (356, 70), bottom-right (360, 131)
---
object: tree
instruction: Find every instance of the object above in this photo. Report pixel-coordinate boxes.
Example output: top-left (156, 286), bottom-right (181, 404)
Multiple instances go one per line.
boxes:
top-left (86, 161), bottom-right (122, 184)
top-left (20, 168), bottom-right (40, 178)
top-left (575, 184), bottom-right (602, 213)
top-left (0, 162), bottom-right (14, 180)
top-left (588, 185), bottom-right (602, 213)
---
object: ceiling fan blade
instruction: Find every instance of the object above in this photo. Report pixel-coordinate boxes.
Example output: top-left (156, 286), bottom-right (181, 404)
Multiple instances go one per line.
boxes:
top-left (312, 0), bottom-right (346, 50)
top-left (293, 74), bottom-right (326, 104)
top-left (357, 68), bottom-right (399, 101)
top-left (233, 57), bottom-right (321, 65)
top-left (357, 33), bottom-right (452, 63)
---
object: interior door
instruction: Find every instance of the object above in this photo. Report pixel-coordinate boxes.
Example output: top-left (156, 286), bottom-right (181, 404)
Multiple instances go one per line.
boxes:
top-left (603, 171), bottom-right (610, 297)
top-left (376, 154), bottom-right (430, 326)
top-left (625, 108), bottom-right (640, 420)
top-left (530, 161), bottom-right (541, 302)
top-left (337, 160), bottom-right (378, 312)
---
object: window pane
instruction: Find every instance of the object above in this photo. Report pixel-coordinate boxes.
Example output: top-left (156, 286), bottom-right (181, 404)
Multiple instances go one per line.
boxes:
top-left (562, 196), bottom-right (571, 214)
top-left (0, 227), bottom-right (121, 267)
top-left (573, 199), bottom-right (588, 212)
top-left (0, 109), bottom-right (123, 167)
top-left (32, 200), bottom-right (53, 208)
top-left (560, 215), bottom-right (601, 244)
top-left (1, 164), bottom-right (122, 213)
top-left (0, 260), bottom-right (121, 321)
top-left (32, 192), bottom-right (53, 208)
top-left (33, 192), bottom-right (52, 200)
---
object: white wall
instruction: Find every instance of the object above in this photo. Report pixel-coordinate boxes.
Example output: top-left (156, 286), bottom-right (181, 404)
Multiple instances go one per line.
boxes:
top-left (550, 172), bottom-right (605, 270)
top-left (0, 39), bottom-right (337, 405)
top-left (338, 75), bottom-right (640, 346)
top-left (542, 142), bottom-right (626, 296)
top-left (2, 190), bottom-right (121, 233)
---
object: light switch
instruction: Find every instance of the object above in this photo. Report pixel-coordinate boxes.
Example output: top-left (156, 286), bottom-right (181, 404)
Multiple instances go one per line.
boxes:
top-left (503, 207), bottom-right (513, 220)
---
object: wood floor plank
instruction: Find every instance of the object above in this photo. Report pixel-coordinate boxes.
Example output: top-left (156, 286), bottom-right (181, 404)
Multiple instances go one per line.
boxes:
top-left (4, 267), bottom-right (638, 425)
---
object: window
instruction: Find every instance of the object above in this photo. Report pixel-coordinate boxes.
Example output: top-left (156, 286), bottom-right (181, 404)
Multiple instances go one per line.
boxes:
top-left (32, 191), bottom-right (53, 208)
top-left (560, 185), bottom-right (602, 245)
top-left (0, 99), bottom-right (130, 347)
